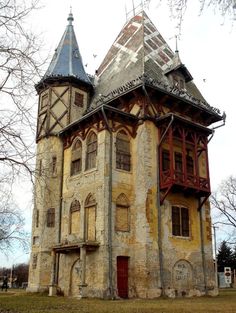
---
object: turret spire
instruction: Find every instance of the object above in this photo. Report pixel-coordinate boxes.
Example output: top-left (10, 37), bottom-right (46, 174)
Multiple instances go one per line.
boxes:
top-left (37, 12), bottom-right (92, 90)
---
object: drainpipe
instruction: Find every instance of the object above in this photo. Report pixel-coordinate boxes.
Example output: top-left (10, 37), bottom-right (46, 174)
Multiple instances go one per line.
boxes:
top-left (101, 106), bottom-right (113, 298)
top-left (156, 114), bottom-right (174, 294)
top-left (56, 138), bottom-right (65, 285)
top-left (198, 198), bottom-right (208, 295)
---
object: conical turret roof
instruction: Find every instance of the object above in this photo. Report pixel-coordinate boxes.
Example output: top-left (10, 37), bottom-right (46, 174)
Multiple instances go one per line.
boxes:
top-left (37, 12), bottom-right (92, 89)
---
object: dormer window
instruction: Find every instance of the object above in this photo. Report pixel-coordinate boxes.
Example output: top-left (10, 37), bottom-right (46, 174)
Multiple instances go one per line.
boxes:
top-left (172, 74), bottom-right (185, 90)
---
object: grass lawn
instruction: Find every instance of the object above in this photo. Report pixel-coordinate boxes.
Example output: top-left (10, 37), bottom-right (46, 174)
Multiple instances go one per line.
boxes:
top-left (0, 289), bottom-right (236, 313)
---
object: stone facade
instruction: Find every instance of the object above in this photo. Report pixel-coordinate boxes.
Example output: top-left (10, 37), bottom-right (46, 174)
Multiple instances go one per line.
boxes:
top-left (27, 10), bottom-right (221, 299)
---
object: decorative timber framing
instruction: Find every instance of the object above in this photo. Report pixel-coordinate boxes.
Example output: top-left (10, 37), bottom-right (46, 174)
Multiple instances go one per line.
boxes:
top-left (156, 114), bottom-right (212, 204)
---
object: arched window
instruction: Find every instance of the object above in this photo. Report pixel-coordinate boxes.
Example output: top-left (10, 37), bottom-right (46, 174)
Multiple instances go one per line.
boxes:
top-left (69, 199), bottom-right (81, 235)
top-left (86, 132), bottom-right (97, 170)
top-left (116, 131), bottom-right (131, 171)
top-left (115, 193), bottom-right (130, 232)
top-left (71, 139), bottom-right (82, 175)
top-left (46, 208), bottom-right (55, 227)
top-left (85, 194), bottom-right (96, 241)
top-left (172, 206), bottom-right (189, 237)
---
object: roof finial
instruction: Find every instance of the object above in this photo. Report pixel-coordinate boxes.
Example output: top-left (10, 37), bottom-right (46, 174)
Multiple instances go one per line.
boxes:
top-left (67, 7), bottom-right (74, 25)
top-left (175, 35), bottom-right (179, 54)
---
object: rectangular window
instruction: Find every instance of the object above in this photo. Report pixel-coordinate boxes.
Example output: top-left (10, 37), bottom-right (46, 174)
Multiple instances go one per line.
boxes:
top-left (172, 206), bottom-right (189, 237)
top-left (116, 132), bottom-right (131, 171)
top-left (74, 92), bottom-right (84, 107)
top-left (71, 159), bottom-right (81, 175)
top-left (86, 141), bottom-right (97, 169)
top-left (174, 152), bottom-right (182, 172)
top-left (33, 236), bottom-right (39, 245)
top-left (47, 208), bottom-right (55, 227)
top-left (116, 153), bottom-right (131, 171)
top-left (186, 155), bottom-right (194, 175)
top-left (162, 149), bottom-right (170, 171)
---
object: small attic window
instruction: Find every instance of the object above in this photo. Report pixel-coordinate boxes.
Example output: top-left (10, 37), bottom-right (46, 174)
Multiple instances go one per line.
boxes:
top-left (74, 92), bottom-right (84, 107)
top-left (172, 74), bottom-right (185, 90)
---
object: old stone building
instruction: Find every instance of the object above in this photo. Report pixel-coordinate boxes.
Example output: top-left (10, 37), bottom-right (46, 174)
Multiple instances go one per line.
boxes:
top-left (28, 10), bottom-right (224, 298)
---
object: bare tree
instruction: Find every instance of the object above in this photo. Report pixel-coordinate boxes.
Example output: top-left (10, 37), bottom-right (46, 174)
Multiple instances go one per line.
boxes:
top-left (211, 176), bottom-right (236, 243)
top-left (0, 0), bottom-right (44, 252)
top-left (0, 0), bottom-right (43, 180)
top-left (0, 183), bottom-right (29, 253)
top-left (150, 0), bottom-right (236, 30)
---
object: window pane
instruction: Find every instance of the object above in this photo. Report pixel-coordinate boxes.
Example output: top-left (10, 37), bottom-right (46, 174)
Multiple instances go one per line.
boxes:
top-left (86, 133), bottom-right (97, 170)
top-left (175, 152), bottom-right (182, 172)
top-left (47, 208), bottom-right (55, 227)
top-left (181, 207), bottom-right (189, 237)
top-left (71, 140), bottom-right (82, 175)
top-left (74, 92), bottom-right (84, 107)
top-left (116, 131), bottom-right (131, 171)
top-left (172, 206), bottom-right (180, 236)
top-left (186, 155), bottom-right (194, 175)
top-left (162, 150), bottom-right (170, 171)
top-left (71, 159), bottom-right (81, 175)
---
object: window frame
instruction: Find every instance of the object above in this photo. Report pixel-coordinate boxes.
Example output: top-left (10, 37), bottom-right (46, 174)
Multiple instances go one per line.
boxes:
top-left (46, 207), bottom-right (55, 228)
top-left (86, 132), bottom-right (97, 170)
top-left (116, 130), bottom-right (131, 172)
top-left (69, 199), bottom-right (81, 235)
top-left (71, 139), bottom-right (82, 176)
top-left (172, 205), bottom-right (189, 237)
top-left (115, 194), bottom-right (130, 232)
top-left (84, 194), bottom-right (96, 241)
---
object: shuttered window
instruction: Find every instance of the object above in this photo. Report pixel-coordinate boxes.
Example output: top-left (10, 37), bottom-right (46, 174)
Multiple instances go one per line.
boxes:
top-left (86, 132), bottom-right (97, 170)
top-left (186, 155), bottom-right (194, 175)
top-left (71, 139), bottom-right (82, 175)
top-left (85, 194), bottom-right (96, 241)
top-left (70, 199), bottom-right (81, 235)
top-left (172, 206), bottom-right (189, 237)
top-left (175, 152), bottom-right (182, 172)
top-left (74, 92), bottom-right (84, 107)
top-left (116, 194), bottom-right (130, 232)
top-left (46, 208), bottom-right (55, 227)
top-left (116, 131), bottom-right (131, 171)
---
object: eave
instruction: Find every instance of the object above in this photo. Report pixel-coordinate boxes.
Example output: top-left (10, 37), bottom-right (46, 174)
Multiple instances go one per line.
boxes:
top-left (59, 104), bottom-right (139, 138)
top-left (35, 75), bottom-right (94, 94)
top-left (155, 113), bottom-right (213, 136)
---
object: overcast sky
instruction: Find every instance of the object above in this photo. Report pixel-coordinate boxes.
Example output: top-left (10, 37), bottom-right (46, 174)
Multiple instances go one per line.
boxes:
top-left (1, 0), bottom-right (235, 267)
top-left (29, 0), bottom-right (235, 189)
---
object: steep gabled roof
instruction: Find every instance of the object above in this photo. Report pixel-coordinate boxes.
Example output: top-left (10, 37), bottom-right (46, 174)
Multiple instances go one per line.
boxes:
top-left (90, 11), bottom-right (220, 120)
top-left (36, 12), bottom-right (92, 90)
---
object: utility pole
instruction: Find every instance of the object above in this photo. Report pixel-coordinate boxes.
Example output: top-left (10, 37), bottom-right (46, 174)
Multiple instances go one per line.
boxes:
top-left (212, 225), bottom-right (219, 288)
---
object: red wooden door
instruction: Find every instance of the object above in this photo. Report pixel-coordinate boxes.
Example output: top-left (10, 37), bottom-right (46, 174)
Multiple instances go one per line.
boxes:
top-left (117, 256), bottom-right (129, 298)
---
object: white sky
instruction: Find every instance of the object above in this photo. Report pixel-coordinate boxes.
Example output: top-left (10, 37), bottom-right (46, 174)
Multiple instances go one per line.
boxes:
top-left (1, 0), bottom-right (235, 267)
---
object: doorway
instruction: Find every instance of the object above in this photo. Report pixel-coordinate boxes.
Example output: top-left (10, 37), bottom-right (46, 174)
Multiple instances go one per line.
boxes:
top-left (117, 256), bottom-right (129, 298)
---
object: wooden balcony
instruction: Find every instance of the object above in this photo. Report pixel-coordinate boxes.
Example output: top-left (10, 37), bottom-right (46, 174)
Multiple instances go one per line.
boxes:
top-left (160, 168), bottom-right (210, 201)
